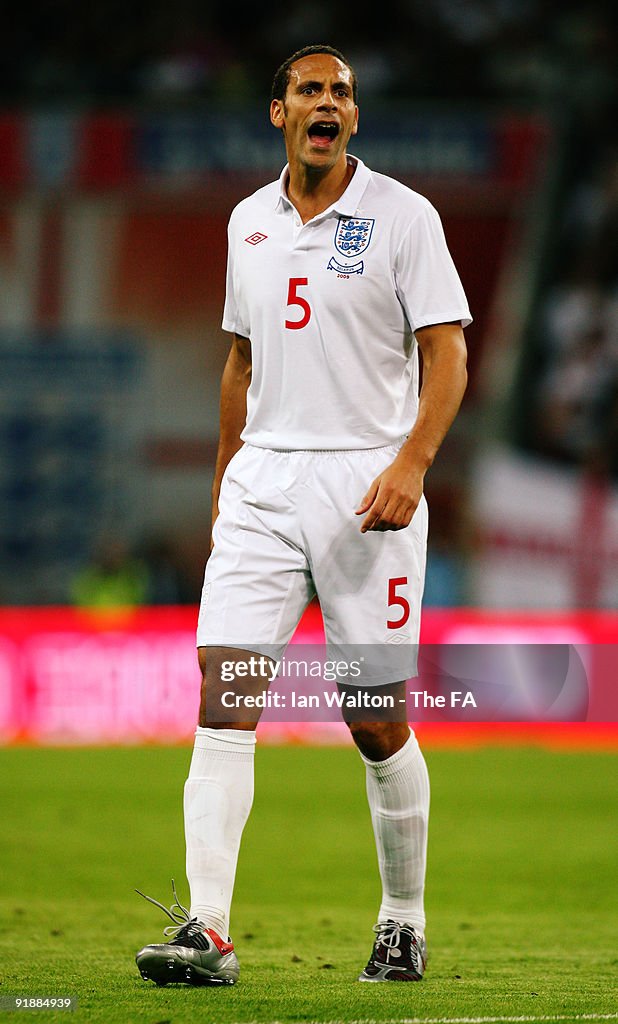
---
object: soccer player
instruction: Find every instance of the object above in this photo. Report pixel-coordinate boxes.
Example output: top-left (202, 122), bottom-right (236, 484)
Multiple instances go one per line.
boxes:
top-left (136, 43), bottom-right (471, 986)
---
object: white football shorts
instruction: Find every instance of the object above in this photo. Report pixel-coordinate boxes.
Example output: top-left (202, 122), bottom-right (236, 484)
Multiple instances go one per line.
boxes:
top-left (197, 442), bottom-right (428, 683)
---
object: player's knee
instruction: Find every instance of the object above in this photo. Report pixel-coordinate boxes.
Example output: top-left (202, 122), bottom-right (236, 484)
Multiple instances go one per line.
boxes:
top-left (346, 719), bottom-right (385, 751)
top-left (347, 719), bottom-right (410, 761)
top-left (197, 647), bottom-right (223, 725)
top-left (198, 646), bottom-right (208, 681)
top-left (197, 649), bottom-right (204, 675)
top-left (196, 646), bottom-right (262, 730)
top-left (198, 646), bottom-right (224, 689)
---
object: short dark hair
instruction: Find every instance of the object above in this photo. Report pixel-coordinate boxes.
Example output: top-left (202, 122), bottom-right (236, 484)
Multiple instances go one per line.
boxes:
top-left (271, 44), bottom-right (358, 105)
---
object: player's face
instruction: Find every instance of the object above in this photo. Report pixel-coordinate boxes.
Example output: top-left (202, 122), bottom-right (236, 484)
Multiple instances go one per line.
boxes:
top-left (270, 54), bottom-right (358, 171)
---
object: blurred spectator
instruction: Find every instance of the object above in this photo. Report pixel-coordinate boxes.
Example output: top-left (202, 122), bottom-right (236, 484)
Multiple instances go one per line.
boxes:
top-left (1, 0), bottom-right (616, 107)
top-left (529, 141), bottom-right (618, 476)
top-left (137, 534), bottom-right (195, 604)
top-left (71, 534), bottom-right (197, 608)
top-left (70, 537), bottom-right (149, 609)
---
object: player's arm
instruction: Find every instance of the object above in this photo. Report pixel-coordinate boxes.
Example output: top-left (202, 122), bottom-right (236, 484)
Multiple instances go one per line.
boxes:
top-left (356, 321), bottom-right (467, 532)
top-left (211, 333), bottom-right (252, 544)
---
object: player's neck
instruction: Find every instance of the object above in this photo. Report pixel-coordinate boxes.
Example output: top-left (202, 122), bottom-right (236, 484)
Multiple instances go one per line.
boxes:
top-left (285, 155), bottom-right (355, 224)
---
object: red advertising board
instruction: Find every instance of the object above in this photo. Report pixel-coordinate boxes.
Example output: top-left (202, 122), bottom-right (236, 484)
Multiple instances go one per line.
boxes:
top-left (0, 606), bottom-right (616, 745)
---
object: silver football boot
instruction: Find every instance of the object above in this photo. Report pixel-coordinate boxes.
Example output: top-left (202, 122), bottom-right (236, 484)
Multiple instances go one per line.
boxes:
top-left (135, 880), bottom-right (239, 986)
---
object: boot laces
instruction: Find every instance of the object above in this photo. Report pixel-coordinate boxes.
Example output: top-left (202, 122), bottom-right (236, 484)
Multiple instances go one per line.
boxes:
top-left (135, 878), bottom-right (201, 940)
top-left (373, 920), bottom-right (422, 963)
top-left (374, 921), bottom-right (406, 948)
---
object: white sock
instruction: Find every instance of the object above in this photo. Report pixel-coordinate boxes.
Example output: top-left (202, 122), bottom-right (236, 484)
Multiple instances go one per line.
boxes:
top-left (184, 726), bottom-right (255, 938)
top-left (360, 728), bottom-right (430, 934)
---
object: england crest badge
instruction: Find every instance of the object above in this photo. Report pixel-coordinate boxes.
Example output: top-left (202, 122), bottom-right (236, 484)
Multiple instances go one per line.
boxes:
top-left (333, 217), bottom-right (375, 258)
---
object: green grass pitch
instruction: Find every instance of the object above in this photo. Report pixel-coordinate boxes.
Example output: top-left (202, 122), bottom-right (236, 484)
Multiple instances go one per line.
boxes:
top-left (0, 742), bottom-right (617, 1024)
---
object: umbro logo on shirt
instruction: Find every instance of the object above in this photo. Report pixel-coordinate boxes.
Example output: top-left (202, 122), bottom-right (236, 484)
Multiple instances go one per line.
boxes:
top-left (245, 232), bottom-right (268, 245)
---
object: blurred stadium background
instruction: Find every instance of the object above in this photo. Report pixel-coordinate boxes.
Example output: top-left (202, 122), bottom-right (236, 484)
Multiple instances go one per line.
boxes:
top-left (1, 0), bottom-right (617, 745)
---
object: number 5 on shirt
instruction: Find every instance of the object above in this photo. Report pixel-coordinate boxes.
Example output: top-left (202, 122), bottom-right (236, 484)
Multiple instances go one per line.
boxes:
top-left (285, 277), bottom-right (311, 329)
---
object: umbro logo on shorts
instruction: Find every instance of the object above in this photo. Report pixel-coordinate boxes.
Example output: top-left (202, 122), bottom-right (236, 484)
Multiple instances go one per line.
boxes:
top-left (245, 232), bottom-right (268, 245)
top-left (386, 633), bottom-right (410, 644)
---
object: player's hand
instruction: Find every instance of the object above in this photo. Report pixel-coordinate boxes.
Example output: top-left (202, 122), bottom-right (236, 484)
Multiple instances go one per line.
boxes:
top-left (355, 454), bottom-right (424, 533)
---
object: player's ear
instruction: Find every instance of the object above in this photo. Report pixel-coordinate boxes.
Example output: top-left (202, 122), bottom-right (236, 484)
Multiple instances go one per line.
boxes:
top-left (270, 99), bottom-right (285, 130)
top-left (350, 106), bottom-right (359, 136)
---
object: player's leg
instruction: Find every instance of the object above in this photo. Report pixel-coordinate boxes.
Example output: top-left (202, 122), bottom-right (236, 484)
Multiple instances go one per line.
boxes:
top-left (183, 644), bottom-right (270, 940)
top-left (306, 443), bottom-right (430, 981)
top-left (137, 446), bottom-right (314, 986)
top-left (339, 680), bottom-right (430, 980)
top-left (353, 718), bottom-right (430, 981)
top-left (136, 646), bottom-right (273, 987)
top-left (186, 445), bottom-right (314, 943)
top-left (338, 680), bottom-right (410, 759)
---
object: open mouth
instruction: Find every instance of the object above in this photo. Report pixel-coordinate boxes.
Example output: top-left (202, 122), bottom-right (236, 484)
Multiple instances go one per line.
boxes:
top-left (307, 122), bottom-right (339, 148)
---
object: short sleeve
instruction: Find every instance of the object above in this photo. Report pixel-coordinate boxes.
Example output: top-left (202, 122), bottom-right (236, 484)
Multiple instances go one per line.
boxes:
top-left (222, 219), bottom-right (250, 336)
top-left (394, 201), bottom-right (472, 332)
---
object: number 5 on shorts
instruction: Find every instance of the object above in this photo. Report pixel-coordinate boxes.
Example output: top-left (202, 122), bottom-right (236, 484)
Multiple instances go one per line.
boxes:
top-left (387, 576), bottom-right (410, 629)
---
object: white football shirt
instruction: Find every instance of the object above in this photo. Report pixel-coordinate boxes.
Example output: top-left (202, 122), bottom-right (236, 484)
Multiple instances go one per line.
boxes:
top-left (223, 156), bottom-right (472, 450)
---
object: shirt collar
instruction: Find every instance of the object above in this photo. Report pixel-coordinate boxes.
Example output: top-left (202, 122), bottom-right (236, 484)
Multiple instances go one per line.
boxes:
top-left (275, 155), bottom-right (371, 218)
